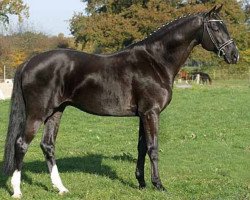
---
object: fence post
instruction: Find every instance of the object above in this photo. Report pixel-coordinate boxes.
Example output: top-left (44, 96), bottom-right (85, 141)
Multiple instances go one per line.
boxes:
top-left (213, 69), bottom-right (216, 80)
top-left (3, 65), bottom-right (6, 82)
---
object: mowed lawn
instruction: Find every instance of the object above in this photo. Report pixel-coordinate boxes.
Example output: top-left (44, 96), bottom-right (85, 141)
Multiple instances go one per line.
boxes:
top-left (0, 80), bottom-right (249, 199)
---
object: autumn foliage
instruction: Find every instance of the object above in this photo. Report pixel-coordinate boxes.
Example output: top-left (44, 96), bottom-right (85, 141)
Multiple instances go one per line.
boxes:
top-left (0, 31), bottom-right (72, 77)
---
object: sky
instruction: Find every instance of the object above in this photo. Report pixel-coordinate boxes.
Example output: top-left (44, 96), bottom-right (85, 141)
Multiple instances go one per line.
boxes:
top-left (7, 1), bottom-right (250, 36)
top-left (9, 0), bottom-right (86, 36)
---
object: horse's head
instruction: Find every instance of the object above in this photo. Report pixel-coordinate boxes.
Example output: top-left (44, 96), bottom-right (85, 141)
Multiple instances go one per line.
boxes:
top-left (200, 5), bottom-right (239, 64)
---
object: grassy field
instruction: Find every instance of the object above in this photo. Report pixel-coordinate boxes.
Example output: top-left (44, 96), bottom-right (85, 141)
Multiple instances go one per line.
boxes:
top-left (0, 80), bottom-right (249, 199)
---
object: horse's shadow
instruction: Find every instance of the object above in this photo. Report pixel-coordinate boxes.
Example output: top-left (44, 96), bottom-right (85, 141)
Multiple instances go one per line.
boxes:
top-left (0, 153), bottom-right (137, 194)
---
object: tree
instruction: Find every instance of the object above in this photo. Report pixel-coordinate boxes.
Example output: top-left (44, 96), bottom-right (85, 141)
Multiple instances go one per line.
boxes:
top-left (0, 0), bottom-right (28, 24)
top-left (71, 12), bottom-right (142, 52)
top-left (55, 33), bottom-right (70, 48)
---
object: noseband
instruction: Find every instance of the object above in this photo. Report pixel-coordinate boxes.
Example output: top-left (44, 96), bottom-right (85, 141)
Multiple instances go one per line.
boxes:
top-left (202, 19), bottom-right (234, 57)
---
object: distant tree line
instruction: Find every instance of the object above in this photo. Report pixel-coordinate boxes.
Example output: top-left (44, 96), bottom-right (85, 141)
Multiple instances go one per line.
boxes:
top-left (0, 27), bottom-right (72, 78)
top-left (0, 0), bottom-right (249, 79)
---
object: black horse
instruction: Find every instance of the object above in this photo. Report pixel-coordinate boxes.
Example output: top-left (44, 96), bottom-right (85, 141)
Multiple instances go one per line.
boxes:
top-left (191, 72), bottom-right (212, 84)
top-left (3, 5), bottom-right (238, 198)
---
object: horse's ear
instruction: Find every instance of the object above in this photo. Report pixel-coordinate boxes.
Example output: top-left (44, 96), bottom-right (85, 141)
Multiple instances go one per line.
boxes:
top-left (207, 6), bottom-right (216, 17)
top-left (215, 4), bottom-right (223, 13)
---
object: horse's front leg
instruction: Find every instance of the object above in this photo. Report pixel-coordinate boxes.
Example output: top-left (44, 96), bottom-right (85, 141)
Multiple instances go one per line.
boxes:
top-left (140, 109), bottom-right (166, 191)
top-left (135, 119), bottom-right (147, 189)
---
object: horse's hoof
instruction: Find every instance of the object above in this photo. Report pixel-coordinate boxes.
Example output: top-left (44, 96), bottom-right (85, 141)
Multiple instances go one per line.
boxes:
top-left (139, 184), bottom-right (146, 190)
top-left (156, 185), bottom-right (166, 192)
top-left (12, 193), bottom-right (22, 199)
top-left (153, 182), bottom-right (167, 192)
top-left (59, 188), bottom-right (69, 195)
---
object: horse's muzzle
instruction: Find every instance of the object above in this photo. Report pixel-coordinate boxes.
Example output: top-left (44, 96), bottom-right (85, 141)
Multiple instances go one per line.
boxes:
top-left (232, 51), bottom-right (239, 64)
top-left (224, 48), bottom-right (239, 64)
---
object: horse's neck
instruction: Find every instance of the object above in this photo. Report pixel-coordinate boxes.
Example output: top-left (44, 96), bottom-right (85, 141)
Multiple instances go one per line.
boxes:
top-left (146, 16), bottom-right (203, 81)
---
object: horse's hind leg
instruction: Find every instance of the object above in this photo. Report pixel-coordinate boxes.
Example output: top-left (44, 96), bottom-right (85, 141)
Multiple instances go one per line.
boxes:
top-left (11, 118), bottom-right (42, 198)
top-left (40, 110), bottom-right (69, 195)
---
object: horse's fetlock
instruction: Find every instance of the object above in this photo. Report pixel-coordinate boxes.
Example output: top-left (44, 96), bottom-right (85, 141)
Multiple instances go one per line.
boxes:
top-left (15, 137), bottom-right (28, 153)
top-left (135, 169), bottom-right (144, 180)
top-left (152, 178), bottom-right (165, 191)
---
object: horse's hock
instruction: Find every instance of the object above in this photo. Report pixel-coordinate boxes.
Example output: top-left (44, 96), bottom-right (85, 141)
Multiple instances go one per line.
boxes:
top-left (0, 80), bottom-right (13, 100)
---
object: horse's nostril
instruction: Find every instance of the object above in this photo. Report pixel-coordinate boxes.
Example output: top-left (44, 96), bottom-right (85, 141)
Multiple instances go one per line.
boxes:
top-left (236, 54), bottom-right (239, 62)
top-left (233, 54), bottom-right (239, 63)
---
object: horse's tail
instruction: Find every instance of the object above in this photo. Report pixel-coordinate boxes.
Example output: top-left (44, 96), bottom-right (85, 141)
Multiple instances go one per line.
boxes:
top-left (3, 65), bottom-right (26, 175)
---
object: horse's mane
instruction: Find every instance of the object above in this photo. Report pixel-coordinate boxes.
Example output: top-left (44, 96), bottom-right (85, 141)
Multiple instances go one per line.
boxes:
top-left (125, 12), bottom-right (205, 49)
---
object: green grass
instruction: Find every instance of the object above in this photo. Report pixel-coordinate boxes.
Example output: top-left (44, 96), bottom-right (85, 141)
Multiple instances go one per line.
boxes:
top-left (0, 79), bottom-right (249, 199)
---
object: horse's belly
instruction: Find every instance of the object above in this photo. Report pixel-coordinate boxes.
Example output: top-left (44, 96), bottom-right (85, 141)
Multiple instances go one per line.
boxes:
top-left (70, 78), bottom-right (136, 116)
top-left (72, 92), bottom-right (135, 116)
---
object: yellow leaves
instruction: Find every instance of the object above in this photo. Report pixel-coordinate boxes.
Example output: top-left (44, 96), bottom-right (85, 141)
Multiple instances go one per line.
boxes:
top-left (9, 50), bottom-right (27, 67)
top-left (240, 49), bottom-right (250, 63)
top-left (0, 49), bottom-right (28, 70)
top-left (0, 32), bottom-right (73, 77)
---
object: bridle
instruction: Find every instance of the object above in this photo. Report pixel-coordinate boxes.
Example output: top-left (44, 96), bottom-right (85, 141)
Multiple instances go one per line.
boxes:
top-left (202, 19), bottom-right (234, 57)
